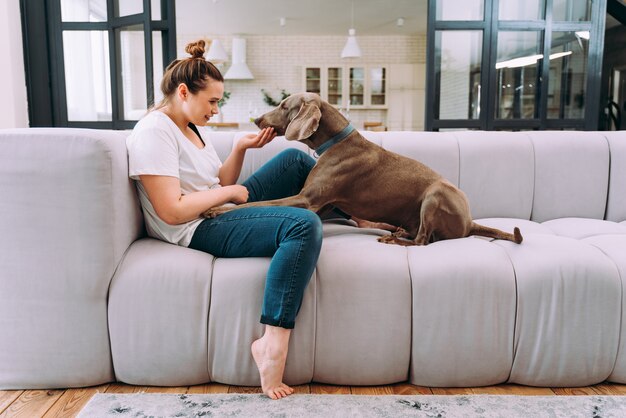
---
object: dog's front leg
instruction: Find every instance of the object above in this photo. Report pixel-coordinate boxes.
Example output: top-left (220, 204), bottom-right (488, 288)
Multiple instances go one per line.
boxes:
top-left (202, 194), bottom-right (317, 218)
top-left (377, 228), bottom-right (416, 245)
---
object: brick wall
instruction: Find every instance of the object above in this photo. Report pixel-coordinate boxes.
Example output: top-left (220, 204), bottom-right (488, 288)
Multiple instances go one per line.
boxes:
top-left (176, 34), bottom-right (426, 128)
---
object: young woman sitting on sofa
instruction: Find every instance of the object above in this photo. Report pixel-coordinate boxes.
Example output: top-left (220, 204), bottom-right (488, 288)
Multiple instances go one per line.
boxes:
top-left (126, 39), bottom-right (327, 400)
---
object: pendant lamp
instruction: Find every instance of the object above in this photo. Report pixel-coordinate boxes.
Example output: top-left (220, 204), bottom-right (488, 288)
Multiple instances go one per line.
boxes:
top-left (206, 0), bottom-right (228, 63)
top-left (341, 0), bottom-right (361, 58)
top-left (206, 39), bottom-right (228, 63)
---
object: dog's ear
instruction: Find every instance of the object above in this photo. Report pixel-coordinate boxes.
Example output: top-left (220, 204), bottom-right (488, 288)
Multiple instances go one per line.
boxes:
top-left (285, 102), bottom-right (321, 141)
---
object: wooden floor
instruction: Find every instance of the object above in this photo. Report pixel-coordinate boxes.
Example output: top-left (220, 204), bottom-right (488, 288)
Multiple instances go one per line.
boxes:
top-left (1, 381), bottom-right (626, 417)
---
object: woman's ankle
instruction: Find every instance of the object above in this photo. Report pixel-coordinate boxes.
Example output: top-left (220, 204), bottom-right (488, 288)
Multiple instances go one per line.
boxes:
top-left (261, 325), bottom-right (291, 349)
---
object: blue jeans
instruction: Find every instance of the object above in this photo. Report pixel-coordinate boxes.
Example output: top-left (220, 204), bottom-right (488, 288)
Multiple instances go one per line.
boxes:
top-left (189, 149), bottom-right (323, 329)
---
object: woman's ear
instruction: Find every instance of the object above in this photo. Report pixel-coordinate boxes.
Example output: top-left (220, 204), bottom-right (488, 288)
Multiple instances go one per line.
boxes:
top-left (285, 102), bottom-right (321, 141)
top-left (177, 83), bottom-right (189, 100)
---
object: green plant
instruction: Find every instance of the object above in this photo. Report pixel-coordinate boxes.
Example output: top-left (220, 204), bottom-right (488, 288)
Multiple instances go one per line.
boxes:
top-left (218, 91), bottom-right (231, 108)
top-left (261, 89), bottom-right (290, 107)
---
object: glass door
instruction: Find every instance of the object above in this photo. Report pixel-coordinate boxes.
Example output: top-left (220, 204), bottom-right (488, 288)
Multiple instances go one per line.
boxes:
top-left (369, 67), bottom-right (386, 106)
top-left (327, 67), bottom-right (343, 106)
top-left (349, 67), bottom-right (365, 107)
top-left (305, 67), bottom-right (321, 95)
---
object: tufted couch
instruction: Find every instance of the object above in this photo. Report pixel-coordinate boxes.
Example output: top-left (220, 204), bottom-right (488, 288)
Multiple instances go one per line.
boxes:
top-left (1, 127), bottom-right (625, 390)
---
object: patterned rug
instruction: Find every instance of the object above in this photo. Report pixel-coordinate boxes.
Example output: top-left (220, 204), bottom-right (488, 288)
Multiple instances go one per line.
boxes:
top-left (78, 393), bottom-right (626, 417)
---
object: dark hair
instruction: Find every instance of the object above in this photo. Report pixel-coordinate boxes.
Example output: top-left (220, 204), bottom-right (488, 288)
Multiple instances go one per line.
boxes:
top-left (153, 39), bottom-right (224, 110)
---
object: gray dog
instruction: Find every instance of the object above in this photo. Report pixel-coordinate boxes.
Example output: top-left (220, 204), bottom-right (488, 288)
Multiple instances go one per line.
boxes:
top-left (204, 93), bottom-right (522, 246)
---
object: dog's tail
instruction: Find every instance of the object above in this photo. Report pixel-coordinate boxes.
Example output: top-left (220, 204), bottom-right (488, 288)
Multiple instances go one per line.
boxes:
top-left (469, 222), bottom-right (523, 244)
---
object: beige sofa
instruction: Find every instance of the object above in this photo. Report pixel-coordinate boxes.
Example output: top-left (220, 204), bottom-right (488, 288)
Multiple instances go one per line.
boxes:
top-left (1, 127), bottom-right (625, 390)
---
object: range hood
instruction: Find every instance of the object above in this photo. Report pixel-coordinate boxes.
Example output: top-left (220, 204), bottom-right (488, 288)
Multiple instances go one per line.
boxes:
top-left (224, 37), bottom-right (254, 80)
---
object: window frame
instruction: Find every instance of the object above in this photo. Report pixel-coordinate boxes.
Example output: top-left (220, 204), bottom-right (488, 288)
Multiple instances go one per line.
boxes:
top-left (20, 0), bottom-right (177, 129)
top-left (426, 0), bottom-right (607, 131)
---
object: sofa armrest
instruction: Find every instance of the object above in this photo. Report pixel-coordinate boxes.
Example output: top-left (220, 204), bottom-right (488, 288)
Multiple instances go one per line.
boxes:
top-left (0, 128), bottom-right (142, 388)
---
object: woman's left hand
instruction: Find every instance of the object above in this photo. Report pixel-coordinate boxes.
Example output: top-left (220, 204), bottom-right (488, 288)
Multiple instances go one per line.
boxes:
top-left (237, 127), bottom-right (276, 150)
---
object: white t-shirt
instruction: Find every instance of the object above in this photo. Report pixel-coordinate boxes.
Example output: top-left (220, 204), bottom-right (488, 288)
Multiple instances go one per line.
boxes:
top-left (126, 110), bottom-right (223, 247)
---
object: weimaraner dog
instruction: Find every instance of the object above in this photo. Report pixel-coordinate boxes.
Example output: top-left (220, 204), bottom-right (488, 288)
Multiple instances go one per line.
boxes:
top-left (204, 93), bottom-right (522, 246)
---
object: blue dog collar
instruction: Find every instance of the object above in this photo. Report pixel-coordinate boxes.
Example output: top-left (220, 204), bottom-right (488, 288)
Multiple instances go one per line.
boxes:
top-left (315, 124), bottom-right (355, 156)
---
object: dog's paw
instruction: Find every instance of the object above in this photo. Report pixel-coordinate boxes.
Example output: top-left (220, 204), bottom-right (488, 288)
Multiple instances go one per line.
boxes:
top-left (377, 235), bottom-right (417, 246)
top-left (377, 235), bottom-right (397, 245)
top-left (202, 208), bottom-right (223, 218)
top-left (203, 204), bottom-right (239, 218)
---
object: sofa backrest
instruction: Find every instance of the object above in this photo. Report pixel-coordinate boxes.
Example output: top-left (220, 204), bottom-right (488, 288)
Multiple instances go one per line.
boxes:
top-left (526, 131), bottom-right (610, 222)
top-left (0, 128), bottom-right (143, 280)
top-left (455, 131), bottom-right (535, 220)
top-left (203, 128), bottom-right (626, 223)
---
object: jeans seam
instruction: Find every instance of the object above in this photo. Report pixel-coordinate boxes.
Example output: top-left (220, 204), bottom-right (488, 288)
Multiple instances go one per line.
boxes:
top-left (279, 223), bottom-right (306, 327)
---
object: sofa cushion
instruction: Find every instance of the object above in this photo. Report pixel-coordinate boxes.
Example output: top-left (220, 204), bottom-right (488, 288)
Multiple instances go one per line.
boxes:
top-left (208, 257), bottom-right (316, 386)
top-left (455, 131), bottom-right (534, 220)
top-left (583, 235), bottom-right (626, 383)
top-left (528, 131), bottom-right (609, 222)
top-left (542, 218), bottom-right (626, 239)
top-left (408, 238), bottom-right (516, 387)
top-left (109, 238), bottom-right (213, 386)
top-left (313, 231), bottom-right (411, 385)
top-left (494, 235), bottom-right (621, 386)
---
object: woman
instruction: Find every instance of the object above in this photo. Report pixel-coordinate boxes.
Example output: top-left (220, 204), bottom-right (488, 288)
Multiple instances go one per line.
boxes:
top-left (126, 40), bottom-right (323, 399)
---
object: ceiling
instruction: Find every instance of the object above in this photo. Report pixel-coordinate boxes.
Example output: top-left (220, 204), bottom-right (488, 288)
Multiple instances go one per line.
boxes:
top-left (176, 0), bottom-right (621, 37)
top-left (176, 0), bottom-right (428, 36)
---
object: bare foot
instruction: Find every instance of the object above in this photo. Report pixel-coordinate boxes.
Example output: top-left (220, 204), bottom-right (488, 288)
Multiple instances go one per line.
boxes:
top-left (251, 327), bottom-right (294, 400)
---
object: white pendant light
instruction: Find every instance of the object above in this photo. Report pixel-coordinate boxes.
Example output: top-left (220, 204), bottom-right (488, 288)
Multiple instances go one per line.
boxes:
top-left (341, 29), bottom-right (362, 58)
top-left (341, 0), bottom-right (361, 58)
top-left (206, 0), bottom-right (228, 63)
top-left (206, 38), bottom-right (228, 63)
top-left (224, 37), bottom-right (254, 80)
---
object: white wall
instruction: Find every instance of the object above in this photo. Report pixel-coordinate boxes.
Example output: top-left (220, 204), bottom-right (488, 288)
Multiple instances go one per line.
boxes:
top-left (0, 0), bottom-right (29, 128)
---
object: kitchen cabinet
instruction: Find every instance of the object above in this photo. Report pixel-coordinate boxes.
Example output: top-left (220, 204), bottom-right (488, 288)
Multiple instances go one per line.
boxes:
top-left (305, 67), bottom-right (321, 96)
top-left (304, 65), bottom-right (387, 109)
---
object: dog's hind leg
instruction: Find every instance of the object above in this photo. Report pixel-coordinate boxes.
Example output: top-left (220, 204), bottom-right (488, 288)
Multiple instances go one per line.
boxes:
top-left (414, 223), bottom-right (433, 246)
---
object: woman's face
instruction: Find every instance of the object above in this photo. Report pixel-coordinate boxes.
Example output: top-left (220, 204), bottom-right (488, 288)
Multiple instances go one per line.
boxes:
top-left (182, 79), bottom-right (224, 126)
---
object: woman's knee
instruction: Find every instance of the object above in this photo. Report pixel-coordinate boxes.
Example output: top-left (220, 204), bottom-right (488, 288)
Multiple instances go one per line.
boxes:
top-left (289, 209), bottom-right (323, 247)
top-left (278, 148), bottom-right (315, 168)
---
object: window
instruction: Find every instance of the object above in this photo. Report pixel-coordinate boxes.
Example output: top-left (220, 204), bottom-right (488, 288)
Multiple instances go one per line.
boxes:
top-left (427, 0), bottom-right (606, 130)
top-left (21, 0), bottom-right (176, 129)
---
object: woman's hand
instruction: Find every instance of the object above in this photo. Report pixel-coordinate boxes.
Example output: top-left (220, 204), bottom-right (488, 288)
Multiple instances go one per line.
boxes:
top-left (219, 128), bottom-right (276, 186)
top-left (236, 127), bottom-right (276, 151)
top-left (224, 184), bottom-right (249, 204)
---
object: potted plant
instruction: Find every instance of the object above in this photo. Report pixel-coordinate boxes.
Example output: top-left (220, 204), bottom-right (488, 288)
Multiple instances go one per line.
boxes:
top-left (261, 89), bottom-right (290, 107)
top-left (217, 91), bottom-right (230, 122)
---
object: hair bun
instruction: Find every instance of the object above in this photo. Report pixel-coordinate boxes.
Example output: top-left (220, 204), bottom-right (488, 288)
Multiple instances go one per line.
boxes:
top-left (185, 40), bottom-right (206, 59)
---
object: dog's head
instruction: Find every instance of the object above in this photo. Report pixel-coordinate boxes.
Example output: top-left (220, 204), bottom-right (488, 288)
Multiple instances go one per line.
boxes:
top-left (255, 93), bottom-right (323, 141)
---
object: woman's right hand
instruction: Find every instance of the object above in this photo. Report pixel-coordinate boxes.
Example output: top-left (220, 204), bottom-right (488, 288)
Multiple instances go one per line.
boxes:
top-left (224, 184), bottom-right (249, 204)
